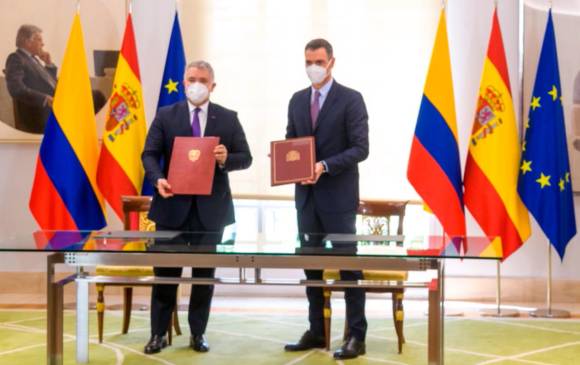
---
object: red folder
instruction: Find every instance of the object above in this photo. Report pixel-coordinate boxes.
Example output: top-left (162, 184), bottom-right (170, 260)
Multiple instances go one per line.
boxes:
top-left (167, 136), bottom-right (219, 195)
top-left (271, 137), bottom-right (316, 186)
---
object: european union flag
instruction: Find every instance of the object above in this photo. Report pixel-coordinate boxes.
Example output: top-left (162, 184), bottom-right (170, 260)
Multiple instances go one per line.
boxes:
top-left (157, 11), bottom-right (186, 109)
top-left (517, 10), bottom-right (577, 260)
top-left (142, 12), bottom-right (187, 196)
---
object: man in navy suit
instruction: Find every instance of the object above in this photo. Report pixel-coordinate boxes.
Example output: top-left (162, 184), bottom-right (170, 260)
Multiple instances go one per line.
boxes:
top-left (142, 60), bottom-right (252, 354)
top-left (284, 39), bottom-right (369, 360)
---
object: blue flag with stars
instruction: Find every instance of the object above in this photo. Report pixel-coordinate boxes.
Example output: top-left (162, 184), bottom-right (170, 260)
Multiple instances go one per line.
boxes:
top-left (157, 11), bottom-right (186, 109)
top-left (517, 10), bottom-right (577, 260)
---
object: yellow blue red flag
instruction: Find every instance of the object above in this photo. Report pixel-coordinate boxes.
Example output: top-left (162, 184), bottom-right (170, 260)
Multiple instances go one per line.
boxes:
top-left (407, 9), bottom-right (466, 250)
top-left (29, 14), bottom-right (106, 230)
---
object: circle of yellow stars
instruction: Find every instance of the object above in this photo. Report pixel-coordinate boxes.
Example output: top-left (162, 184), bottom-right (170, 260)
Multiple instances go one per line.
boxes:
top-left (521, 84), bottom-right (571, 192)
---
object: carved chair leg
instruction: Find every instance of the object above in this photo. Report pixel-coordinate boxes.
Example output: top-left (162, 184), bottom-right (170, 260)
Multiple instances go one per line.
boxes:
top-left (172, 305), bottom-right (182, 336)
top-left (392, 291), bottom-right (405, 354)
top-left (96, 284), bottom-right (105, 343)
top-left (323, 289), bottom-right (332, 351)
top-left (122, 287), bottom-right (133, 334)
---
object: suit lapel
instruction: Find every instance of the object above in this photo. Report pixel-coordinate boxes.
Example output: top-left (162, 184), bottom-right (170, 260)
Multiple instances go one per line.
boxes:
top-left (177, 101), bottom-right (193, 136)
top-left (313, 81), bottom-right (339, 133)
top-left (302, 88), bottom-right (314, 135)
top-left (204, 102), bottom-right (218, 137)
top-left (18, 49), bottom-right (56, 89)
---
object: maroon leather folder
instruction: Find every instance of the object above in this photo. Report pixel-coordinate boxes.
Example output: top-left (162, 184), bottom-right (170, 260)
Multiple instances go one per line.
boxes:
top-left (167, 136), bottom-right (219, 195)
top-left (271, 136), bottom-right (316, 186)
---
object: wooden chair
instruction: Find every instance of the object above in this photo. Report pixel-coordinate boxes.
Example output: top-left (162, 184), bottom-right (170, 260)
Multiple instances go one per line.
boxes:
top-left (322, 200), bottom-right (408, 353)
top-left (95, 195), bottom-right (181, 343)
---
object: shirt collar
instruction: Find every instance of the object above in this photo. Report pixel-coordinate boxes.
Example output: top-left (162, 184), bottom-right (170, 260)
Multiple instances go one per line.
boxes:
top-left (18, 48), bottom-right (34, 58)
top-left (311, 77), bottom-right (333, 97)
top-left (187, 99), bottom-right (209, 115)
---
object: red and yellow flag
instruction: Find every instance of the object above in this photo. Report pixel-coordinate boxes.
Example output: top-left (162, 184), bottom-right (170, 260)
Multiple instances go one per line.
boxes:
top-left (97, 14), bottom-right (147, 220)
top-left (463, 8), bottom-right (530, 259)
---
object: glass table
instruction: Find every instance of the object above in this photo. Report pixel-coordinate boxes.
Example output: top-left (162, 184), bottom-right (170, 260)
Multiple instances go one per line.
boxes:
top-left (0, 231), bottom-right (502, 365)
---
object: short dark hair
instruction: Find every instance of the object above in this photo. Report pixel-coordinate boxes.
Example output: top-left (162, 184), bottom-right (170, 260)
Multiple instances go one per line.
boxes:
top-left (305, 38), bottom-right (333, 59)
top-left (16, 24), bottom-right (41, 48)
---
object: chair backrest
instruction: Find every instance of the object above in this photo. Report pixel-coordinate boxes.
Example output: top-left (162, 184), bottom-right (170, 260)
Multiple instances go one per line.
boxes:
top-left (357, 200), bottom-right (408, 236)
top-left (121, 195), bottom-right (154, 231)
top-left (0, 75), bottom-right (16, 128)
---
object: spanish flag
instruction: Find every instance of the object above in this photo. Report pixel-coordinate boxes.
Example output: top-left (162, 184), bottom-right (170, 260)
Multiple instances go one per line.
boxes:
top-left (464, 8), bottom-right (530, 260)
top-left (29, 14), bottom-right (106, 230)
top-left (97, 14), bottom-right (147, 220)
top-left (407, 9), bottom-right (466, 249)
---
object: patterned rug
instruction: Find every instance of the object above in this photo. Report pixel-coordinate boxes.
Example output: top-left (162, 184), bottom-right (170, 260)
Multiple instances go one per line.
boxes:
top-left (1, 310), bottom-right (580, 364)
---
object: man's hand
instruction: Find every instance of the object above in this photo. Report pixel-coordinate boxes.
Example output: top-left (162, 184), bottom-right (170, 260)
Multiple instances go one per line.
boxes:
top-left (156, 178), bottom-right (174, 198)
top-left (214, 144), bottom-right (228, 166)
top-left (45, 96), bottom-right (53, 108)
top-left (38, 50), bottom-right (52, 65)
top-left (301, 162), bottom-right (325, 185)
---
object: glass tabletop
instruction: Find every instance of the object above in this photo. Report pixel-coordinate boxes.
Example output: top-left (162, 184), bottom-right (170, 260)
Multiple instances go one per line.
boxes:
top-left (0, 230), bottom-right (503, 260)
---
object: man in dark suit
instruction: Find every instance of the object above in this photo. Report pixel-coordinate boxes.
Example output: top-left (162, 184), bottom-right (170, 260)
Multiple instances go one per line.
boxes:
top-left (4, 24), bottom-right (106, 134)
top-left (284, 39), bottom-right (369, 360)
top-left (4, 25), bottom-right (56, 134)
top-left (141, 60), bottom-right (252, 354)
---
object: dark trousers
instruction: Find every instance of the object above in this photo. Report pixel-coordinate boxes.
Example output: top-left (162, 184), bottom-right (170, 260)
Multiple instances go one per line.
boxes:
top-left (297, 195), bottom-right (367, 341)
top-left (151, 201), bottom-right (219, 336)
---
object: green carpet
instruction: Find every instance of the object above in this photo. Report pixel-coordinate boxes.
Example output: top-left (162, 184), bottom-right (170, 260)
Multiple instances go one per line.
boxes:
top-left (1, 310), bottom-right (580, 364)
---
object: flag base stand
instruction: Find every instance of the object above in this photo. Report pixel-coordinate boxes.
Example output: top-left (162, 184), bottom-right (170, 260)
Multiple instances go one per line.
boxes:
top-left (530, 242), bottom-right (570, 319)
top-left (479, 261), bottom-right (519, 317)
top-left (480, 308), bottom-right (519, 317)
top-left (529, 308), bottom-right (570, 318)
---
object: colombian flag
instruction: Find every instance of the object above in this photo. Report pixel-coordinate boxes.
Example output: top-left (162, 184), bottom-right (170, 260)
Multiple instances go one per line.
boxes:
top-left (464, 8), bottom-right (530, 260)
top-left (97, 14), bottom-right (147, 220)
top-left (407, 9), bottom-right (466, 249)
top-left (29, 14), bottom-right (106, 230)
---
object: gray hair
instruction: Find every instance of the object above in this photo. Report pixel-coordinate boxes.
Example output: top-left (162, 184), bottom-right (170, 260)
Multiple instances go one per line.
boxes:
top-left (16, 24), bottom-right (42, 48)
top-left (184, 60), bottom-right (215, 81)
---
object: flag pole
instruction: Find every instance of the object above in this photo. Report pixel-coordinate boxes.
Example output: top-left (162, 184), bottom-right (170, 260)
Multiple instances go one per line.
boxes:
top-left (530, 240), bottom-right (570, 318)
top-left (481, 261), bottom-right (519, 317)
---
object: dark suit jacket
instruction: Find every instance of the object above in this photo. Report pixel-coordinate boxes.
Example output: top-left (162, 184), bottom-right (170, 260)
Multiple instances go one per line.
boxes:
top-left (142, 100), bottom-right (252, 230)
top-left (286, 80), bottom-right (369, 214)
top-left (4, 49), bottom-right (57, 134)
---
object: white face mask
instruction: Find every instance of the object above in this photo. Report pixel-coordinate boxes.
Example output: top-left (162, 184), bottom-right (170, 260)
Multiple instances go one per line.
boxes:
top-left (186, 82), bottom-right (209, 105)
top-left (306, 64), bottom-right (327, 84)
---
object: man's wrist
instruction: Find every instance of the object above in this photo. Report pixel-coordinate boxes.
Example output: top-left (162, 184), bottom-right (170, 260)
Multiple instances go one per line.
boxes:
top-left (321, 160), bottom-right (329, 173)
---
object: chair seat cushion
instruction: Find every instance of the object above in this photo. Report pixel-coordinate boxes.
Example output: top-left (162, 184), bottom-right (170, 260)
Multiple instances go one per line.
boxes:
top-left (96, 266), bottom-right (154, 276)
top-left (323, 270), bottom-right (408, 281)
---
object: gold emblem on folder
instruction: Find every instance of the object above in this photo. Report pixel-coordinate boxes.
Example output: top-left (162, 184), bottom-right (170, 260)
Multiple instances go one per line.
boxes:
top-left (188, 149), bottom-right (201, 162)
top-left (286, 150), bottom-right (300, 162)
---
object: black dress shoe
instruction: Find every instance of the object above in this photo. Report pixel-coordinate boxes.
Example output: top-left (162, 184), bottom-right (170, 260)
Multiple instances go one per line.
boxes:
top-left (144, 335), bottom-right (168, 354)
top-left (190, 334), bottom-right (210, 352)
top-left (333, 337), bottom-right (366, 360)
top-left (284, 330), bottom-right (326, 351)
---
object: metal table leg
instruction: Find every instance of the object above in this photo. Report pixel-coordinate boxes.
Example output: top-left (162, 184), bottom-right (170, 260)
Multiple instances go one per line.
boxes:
top-left (47, 253), bottom-right (65, 365)
top-left (76, 276), bottom-right (90, 363)
top-left (428, 259), bottom-right (444, 365)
